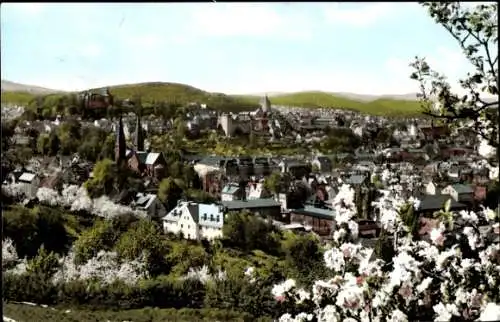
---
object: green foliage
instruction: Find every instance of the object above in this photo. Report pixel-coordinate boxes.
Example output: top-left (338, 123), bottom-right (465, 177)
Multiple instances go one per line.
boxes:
top-left (4, 82), bottom-right (260, 120)
top-left (83, 158), bottom-right (117, 197)
top-left (222, 211), bottom-right (281, 255)
top-left (73, 219), bottom-right (116, 264)
top-left (114, 219), bottom-right (170, 276)
top-left (1, 91), bottom-right (38, 105)
top-left (263, 172), bottom-right (282, 196)
top-left (204, 276), bottom-right (278, 318)
top-left (2, 205), bottom-right (72, 257)
top-left (4, 303), bottom-right (258, 322)
top-left (166, 241), bottom-right (211, 276)
top-left (280, 231), bottom-right (326, 285)
top-left (316, 127), bottom-right (362, 153)
top-left (236, 92), bottom-right (427, 117)
top-left (27, 246), bottom-right (60, 277)
top-left (158, 177), bottom-right (184, 211)
top-left (2, 203), bottom-right (330, 320)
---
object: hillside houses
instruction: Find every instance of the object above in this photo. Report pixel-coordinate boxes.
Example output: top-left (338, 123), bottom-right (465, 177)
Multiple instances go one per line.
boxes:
top-left (162, 201), bottom-right (224, 240)
top-left (2, 95), bottom-right (497, 246)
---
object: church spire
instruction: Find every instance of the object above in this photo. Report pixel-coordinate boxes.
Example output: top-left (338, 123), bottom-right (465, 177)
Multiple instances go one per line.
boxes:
top-left (134, 112), bottom-right (144, 152)
top-left (115, 115), bottom-right (126, 163)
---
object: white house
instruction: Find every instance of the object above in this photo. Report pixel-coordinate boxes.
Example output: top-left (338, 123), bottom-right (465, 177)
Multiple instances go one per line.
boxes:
top-left (162, 201), bottom-right (224, 241)
top-left (198, 203), bottom-right (224, 240)
top-left (441, 184), bottom-right (474, 203)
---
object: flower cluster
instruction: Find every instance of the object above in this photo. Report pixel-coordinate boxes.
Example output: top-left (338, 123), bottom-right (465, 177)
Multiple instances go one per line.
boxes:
top-left (3, 240), bottom-right (148, 286)
top-left (183, 265), bottom-right (227, 284)
top-left (2, 238), bottom-right (19, 268)
top-left (51, 250), bottom-right (148, 285)
top-left (273, 171), bottom-right (500, 322)
top-left (2, 183), bottom-right (147, 219)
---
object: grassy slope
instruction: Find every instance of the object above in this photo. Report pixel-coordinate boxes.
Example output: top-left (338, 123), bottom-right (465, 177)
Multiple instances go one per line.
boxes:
top-left (1, 91), bottom-right (39, 105)
top-left (2, 83), bottom-right (425, 116)
top-left (235, 91), bottom-right (426, 117)
top-left (3, 303), bottom-right (263, 322)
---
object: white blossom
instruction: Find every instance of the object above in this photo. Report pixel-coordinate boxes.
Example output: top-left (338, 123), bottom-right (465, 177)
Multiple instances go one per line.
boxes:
top-left (2, 238), bottom-right (18, 267)
top-left (272, 170), bottom-right (500, 322)
top-left (478, 302), bottom-right (500, 322)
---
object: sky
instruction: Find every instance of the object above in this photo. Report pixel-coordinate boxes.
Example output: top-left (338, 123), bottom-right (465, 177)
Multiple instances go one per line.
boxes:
top-left (0, 2), bottom-right (493, 95)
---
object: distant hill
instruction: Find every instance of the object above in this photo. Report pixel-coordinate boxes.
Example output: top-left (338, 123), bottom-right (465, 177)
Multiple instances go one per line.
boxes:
top-left (234, 91), bottom-right (426, 117)
top-left (1, 81), bottom-right (260, 112)
top-left (1, 80), bottom-right (67, 106)
top-left (1, 80), bottom-right (429, 116)
top-left (1, 80), bottom-right (64, 94)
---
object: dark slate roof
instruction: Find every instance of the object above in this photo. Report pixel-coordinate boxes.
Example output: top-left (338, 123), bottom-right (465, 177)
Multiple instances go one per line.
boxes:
top-left (221, 198), bottom-right (281, 210)
top-left (417, 195), bottom-right (467, 212)
top-left (198, 156), bottom-right (226, 167)
top-left (291, 205), bottom-right (334, 220)
top-left (136, 151), bottom-right (148, 164)
top-left (451, 184), bottom-right (474, 194)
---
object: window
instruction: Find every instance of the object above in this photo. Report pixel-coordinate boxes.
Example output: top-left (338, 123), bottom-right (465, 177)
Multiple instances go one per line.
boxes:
top-left (188, 225), bottom-right (190, 229)
top-left (181, 224), bottom-right (183, 228)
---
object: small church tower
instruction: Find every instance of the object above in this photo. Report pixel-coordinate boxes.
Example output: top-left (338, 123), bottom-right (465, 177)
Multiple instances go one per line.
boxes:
top-left (134, 113), bottom-right (145, 152)
top-left (260, 94), bottom-right (271, 113)
top-left (115, 115), bottom-right (126, 163)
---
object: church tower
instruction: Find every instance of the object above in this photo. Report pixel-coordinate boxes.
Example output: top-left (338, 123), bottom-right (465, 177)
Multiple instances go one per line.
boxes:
top-left (134, 113), bottom-right (145, 152)
top-left (115, 115), bottom-right (126, 163)
top-left (260, 94), bottom-right (271, 113)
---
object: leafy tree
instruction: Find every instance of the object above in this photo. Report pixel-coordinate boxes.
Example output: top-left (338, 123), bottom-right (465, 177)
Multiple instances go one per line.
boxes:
top-left (410, 2), bottom-right (498, 155)
top-left (27, 246), bottom-right (60, 277)
top-left (84, 158), bottom-right (117, 197)
top-left (114, 219), bottom-right (169, 276)
top-left (223, 211), bottom-right (281, 254)
top-left (2, 206), bottom-right (71, 258)
top-left (37, 134), bottom-right (50, 155)
top-left (166, 242), bottom-right (210, 275)
top-left (169, 161), bottom-right (184, 179)
top-left (1, 121), bottom-right (15, 152)
top-left (48, 132), bottom-right (61, 156)
top-left (183, 165), bottom-right (198, 188)
top-left (263, 172), bottom-right (282, 197)
top-left (158, 177), bottom-right (183, 211)
top-left (281, 231), bottom-right (325, 284)
top-left (58, 119), bottom-right (82, 154)
top-left (73, 219), bottom-right (116, 264)
top-left (2, 206), bottom-right (40, 257)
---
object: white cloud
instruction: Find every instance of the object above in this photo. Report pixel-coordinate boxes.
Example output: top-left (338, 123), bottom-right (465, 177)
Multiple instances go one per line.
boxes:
top-left (323, 3), bottom-right (408, 27)
top-left (188, 3), bottom-right (312, 39)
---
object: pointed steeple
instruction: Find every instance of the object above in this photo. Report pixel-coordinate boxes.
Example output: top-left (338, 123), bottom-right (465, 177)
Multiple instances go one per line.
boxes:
top-left (260, 94), bottom-right (271, 113)
top-left (134, 113), bottom-right (144, 152)
top-left (115, 115), bottom-right (126, 163)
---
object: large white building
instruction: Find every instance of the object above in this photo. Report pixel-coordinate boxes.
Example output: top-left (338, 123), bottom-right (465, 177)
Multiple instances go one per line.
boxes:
top-left (162, 201), bottom-right (224, 241)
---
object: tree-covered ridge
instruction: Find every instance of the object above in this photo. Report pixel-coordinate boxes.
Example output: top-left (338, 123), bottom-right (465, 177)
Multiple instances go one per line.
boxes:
top-left (2, 82), bottom-right (260, 118)
top-left (235, 92), bottom-right (427, 117)
top-left (2, 81), bottom-right (430, 117)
